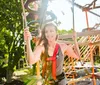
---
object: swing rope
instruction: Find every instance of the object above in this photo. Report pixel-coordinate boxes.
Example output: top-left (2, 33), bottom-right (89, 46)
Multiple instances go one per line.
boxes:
top-left (71, 0), bottom-right (91, 77)
top-left (21, 0), bottom-right (29, 67)
top-left (71, 0), bottom-right (81, 60)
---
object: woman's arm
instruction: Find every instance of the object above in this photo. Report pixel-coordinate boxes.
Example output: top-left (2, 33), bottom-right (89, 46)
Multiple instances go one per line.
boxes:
top-left (24, 28), bottom-right (44, 65)
top-left (29, 45), bottom-right (44, 65)
top-left (60, 43), bottom-right (80, 59)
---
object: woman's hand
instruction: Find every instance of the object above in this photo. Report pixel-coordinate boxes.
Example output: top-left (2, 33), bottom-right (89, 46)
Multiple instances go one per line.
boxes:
top-left (24, 27), bottom-right (32, 41)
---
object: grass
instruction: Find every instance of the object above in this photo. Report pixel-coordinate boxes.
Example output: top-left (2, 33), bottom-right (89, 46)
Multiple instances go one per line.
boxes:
top-left (13, 67), bottom-right (39, 85)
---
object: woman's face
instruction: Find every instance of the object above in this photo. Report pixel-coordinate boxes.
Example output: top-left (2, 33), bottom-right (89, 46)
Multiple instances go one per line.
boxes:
top-left (45, 26), bottom-right (57, 42)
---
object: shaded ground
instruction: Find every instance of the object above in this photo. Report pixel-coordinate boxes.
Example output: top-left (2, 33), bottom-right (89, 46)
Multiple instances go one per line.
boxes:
top-left (4, 80), bottom-right (24, 85)
top-left (1, 78), bottom-right (100, 85)
top-left (76, 79), bottom-right (100, 85)
top-left (0, 68), bottom-right (100, 85)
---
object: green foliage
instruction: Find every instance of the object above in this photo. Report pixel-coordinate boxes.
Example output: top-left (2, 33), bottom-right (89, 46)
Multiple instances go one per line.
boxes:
top-left (0, 0), bottom-right (25, 81)
top-left (58, 29), bottom-right (73, 35)
top-left (15, 68), bottom-right (38, 85)
top-left (94, 55), bottom-right (100, 64)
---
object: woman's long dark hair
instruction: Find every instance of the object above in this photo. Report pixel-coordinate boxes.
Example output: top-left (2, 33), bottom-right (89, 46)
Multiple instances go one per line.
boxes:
top-left (37, 23), bottom-right (57, 61)
top-left (38, 23), bottom-right (57, 51)
top-left (38, 23), bottom-right (57, 78)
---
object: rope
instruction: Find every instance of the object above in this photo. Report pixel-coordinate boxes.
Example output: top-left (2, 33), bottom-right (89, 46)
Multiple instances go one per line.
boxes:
top-left (21, 0), bottom-right (29, 66)
top-left (71, 0), bottom-right (81, 59)
top-left (71, 0), bottom-right (91, 76)
top-left (21, 0), bottom-right (27, 27)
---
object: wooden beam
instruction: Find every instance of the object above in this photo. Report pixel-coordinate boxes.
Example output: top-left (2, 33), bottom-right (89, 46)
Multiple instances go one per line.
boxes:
top-left (57, 40), bottom-right (100, 46)
top-left (57, 40), bottom-right (74, 44)
top-left (58, 30), bottom-right (100, 39)
top-left (83, 6), bottom-right (100, 11)
top-left (78, 41), bottom-right (100, 46)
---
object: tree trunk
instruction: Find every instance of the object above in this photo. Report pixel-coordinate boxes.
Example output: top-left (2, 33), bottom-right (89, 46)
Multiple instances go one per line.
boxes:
top-left (6, 68), bottom-right (13, 83)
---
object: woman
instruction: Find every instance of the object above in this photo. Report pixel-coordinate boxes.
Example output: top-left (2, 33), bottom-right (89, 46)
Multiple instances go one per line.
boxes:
top-left (24, 23), bottom-right (79, 85)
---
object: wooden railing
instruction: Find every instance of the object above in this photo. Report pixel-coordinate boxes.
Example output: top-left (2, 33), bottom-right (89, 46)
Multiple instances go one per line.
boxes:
top-left (61, 31), bottom-right (100, 84)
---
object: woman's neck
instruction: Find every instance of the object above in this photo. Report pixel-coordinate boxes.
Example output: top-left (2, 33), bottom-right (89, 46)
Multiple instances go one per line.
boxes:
top-left (48, 41), bottom-right (56, 48)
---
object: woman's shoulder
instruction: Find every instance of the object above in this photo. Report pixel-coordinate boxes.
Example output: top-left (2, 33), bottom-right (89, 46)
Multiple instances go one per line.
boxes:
top-left (36, 44), bottom-right (44, 48)
top-left (58, 42), bottom-right (68, 48)
top-left (35, 45), bottom-right (45, 53)
top-left (57, 42), bottom-right (68, 53)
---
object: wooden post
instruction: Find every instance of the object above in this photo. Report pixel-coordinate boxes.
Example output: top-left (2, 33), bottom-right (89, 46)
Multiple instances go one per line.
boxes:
top-left (36, 61), bottom-right (40, 78)
top-left (99, 45), bottom-right (100, 56)
top-left (85, 11), bottom-right (96, 85)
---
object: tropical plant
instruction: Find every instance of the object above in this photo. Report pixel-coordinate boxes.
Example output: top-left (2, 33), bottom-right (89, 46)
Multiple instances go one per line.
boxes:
top-left (0, 0), bottom-right (24, 83)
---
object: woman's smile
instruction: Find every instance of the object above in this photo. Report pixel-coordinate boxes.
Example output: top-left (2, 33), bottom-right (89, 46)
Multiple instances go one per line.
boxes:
top-left (45, 26), bottom-right (57, 42)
